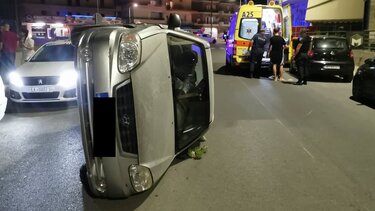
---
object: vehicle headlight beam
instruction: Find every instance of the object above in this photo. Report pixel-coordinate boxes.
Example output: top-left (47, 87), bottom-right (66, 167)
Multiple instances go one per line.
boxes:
top-left (8, 72), bottom-right (24, 87)
top-left (58, 71), bottom-right (78, 88)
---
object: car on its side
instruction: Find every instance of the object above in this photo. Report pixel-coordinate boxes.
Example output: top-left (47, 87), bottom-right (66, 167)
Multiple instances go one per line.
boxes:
top-left (7, 40), bottom-right (77, 103)
top-left (72, 14), bottom-right (214, 198)
top-left (0, 76), bottom-right (7, 120)
top-left (306, 36), bottom-right (354, 82)
top-left (352, 58), bottom-right (375, 101)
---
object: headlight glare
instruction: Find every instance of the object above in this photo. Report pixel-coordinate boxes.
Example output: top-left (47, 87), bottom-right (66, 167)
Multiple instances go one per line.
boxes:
top-left (58, 71), bottom-right (78, 88)
top-left (129, 164), bottom-right (153, 192)
top-left (8, 72), bottom-right (23, 87)
top-left (118, 34), bottom-right (141, 73)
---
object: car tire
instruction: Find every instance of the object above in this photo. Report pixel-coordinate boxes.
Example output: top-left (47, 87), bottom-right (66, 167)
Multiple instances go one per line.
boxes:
top-left (5, 100), bottom-right (19, 113)
top-left (80, 164), bottom-right (100, 198)
top-left (352, 77), bottom-right (362, 100)
top-left (212, 39), bottom-right (216, 44)
top-left (343, 72), bottom-right (354, 82)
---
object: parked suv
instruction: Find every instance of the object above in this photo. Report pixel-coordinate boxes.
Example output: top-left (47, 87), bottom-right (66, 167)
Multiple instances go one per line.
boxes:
top-left (291, 36), bottom-right (354, 82)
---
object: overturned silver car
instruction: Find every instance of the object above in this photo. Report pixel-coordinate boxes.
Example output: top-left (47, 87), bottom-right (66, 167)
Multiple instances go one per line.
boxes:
top-left (72, 14), bottom-right (214, 198)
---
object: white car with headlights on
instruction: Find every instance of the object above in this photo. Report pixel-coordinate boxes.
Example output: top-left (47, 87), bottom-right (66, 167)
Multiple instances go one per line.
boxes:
top-left (7, 40), bottom-right (77, 103)
top-left (0, 76), bottom-right (7, 120)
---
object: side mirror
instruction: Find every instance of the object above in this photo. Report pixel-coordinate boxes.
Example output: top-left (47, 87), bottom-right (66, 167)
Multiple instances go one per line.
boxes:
top-left (167, 13), bottom-right (181, 30)
top-left (222, 32), bottom-right (228, 41)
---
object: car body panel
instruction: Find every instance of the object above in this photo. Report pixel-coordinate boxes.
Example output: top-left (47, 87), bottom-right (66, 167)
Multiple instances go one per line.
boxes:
top-left (0, 76), bottom-right (7, 120)
top-left (131, 33), bottom-right (175, 180)
top-left (353, 59), bottom-right (375, 100)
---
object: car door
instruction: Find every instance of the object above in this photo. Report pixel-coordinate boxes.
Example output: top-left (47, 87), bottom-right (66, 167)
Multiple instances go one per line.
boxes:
top-left (362, 61), bottom-right (375, 97)
top-left (167, 34), bottom-right (211, 153)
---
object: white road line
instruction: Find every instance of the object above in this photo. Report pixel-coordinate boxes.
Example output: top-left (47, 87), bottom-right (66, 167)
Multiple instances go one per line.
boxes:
top-left (302, 147), bottom-right (315, 159)
top-left (239, 78), bottom-right (315, 161)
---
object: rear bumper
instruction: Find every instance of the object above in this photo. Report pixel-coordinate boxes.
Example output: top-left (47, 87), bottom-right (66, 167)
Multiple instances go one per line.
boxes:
top-left (307, 60), bottom-right (354, 75)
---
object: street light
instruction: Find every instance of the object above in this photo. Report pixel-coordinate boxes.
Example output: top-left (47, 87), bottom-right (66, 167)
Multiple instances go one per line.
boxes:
top-left (129, 3), bottom-right (138, 24)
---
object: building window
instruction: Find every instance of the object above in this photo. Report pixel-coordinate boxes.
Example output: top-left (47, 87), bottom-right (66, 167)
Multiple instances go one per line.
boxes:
top-left (56, 11), bottom-right (60, 16)
top-left (41, 10), bottom-right (47, 15)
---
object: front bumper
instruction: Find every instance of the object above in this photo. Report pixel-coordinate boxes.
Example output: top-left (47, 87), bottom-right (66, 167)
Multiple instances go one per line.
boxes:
top-left (0, 96), bottom-right (7, 120)
top-left (7, 85), bottom-right (77, 103)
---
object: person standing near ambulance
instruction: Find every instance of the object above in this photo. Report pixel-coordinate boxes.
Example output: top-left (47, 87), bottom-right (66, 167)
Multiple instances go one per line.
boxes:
top-left (248, 29), bottom-right (267, 78)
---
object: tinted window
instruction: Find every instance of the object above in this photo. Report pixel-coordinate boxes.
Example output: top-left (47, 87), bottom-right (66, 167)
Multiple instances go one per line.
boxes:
top-left (314, 38), bottom-right (348, 50)
top-left (30, 44), bottom-right (74, 62)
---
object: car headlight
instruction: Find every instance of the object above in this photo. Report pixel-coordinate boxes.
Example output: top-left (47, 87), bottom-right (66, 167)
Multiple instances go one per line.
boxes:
top-left (8, 72), bottom-right (23, 87)
top-left (58, 71), bottom-right (78, 88)
top-left (129, 164), bottom-right (153, 192)
top-left (118, 33), bottom-right (141, 73)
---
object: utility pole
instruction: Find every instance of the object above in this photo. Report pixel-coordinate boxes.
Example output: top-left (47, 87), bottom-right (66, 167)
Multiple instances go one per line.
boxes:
top-left (210, 0), bottom-right (213, 37)
top-left (96, 0), bottom-right (100, 13)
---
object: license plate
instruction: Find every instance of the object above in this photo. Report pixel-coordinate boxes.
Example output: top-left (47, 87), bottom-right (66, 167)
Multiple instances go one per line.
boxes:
top-left (324, 65), bottom-right (340, 70)
top-left (242, 49), bottom-right (249, 56)
top-left (29, 86), bottom-right (52, 92)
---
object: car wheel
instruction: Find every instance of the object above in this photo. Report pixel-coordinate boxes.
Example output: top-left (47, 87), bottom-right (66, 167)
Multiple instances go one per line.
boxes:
top-left (352, 78), bottom-right (362, 100)
top-left (343, 72), bottom-right (354, 82)
top-left (80, 164), bottom-right (102, 198)
top-left (5, 100), bottom-right (19, 113)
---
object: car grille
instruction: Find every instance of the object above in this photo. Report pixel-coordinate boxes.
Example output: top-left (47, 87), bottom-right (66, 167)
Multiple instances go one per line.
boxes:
top-left (116, 82), bottom-right (138, 154)
top-left (22, 92), bottom-right (60, 99)
top-left (23, 76), bottom-right (59, 86)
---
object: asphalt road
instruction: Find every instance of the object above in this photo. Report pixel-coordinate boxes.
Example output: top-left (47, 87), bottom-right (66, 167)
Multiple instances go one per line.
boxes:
top-left (1, 44), bottom-right (375, 211)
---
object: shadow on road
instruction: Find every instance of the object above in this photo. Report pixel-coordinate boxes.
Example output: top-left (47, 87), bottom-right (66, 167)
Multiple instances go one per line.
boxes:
top-left (349, 96), bottom-right (375, 109)
top-left (214, 65), bottom-right (273, 79)
top-left (5, 101), bottom-right (77, 114)
top-left (288, 71), bottom-right (350, 83)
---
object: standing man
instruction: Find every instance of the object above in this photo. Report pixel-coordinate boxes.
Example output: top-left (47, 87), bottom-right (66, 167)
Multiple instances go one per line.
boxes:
top-left (268, 28), bottom-right (287, 81)
top-left (0, 23), bottom-right (18, 83)
top-left (248, 29), bottom-right (267, 78)
top-left (293, 29), bottom-right (311, 85)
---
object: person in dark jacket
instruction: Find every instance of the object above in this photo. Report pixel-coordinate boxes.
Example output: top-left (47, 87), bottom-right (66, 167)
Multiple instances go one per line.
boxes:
top-left (293, 29), bottom-right (311, 85)
top-left (248, 29), bottom-right (267, 78)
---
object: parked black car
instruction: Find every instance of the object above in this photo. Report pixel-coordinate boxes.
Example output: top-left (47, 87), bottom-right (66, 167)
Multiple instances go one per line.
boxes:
top-left (352, 58), bottom-right (375, 101)
top-left (291, 36), bottom-right (354, 82)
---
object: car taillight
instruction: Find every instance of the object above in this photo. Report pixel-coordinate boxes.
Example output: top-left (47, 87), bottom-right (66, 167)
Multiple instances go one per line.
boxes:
top-left (307, 50), bottom-right (314, 58)
top-left (348, 50), bottom-right (354, 59)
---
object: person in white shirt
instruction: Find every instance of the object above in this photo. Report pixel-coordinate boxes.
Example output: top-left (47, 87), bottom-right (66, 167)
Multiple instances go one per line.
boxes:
top-left (21, 29), bottom-right (34, 62)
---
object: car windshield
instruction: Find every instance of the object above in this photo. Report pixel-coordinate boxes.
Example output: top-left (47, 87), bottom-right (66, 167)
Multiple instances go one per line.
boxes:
top-left (314, 38), bottom-right (348, 50)
top-left (30, 44), bottom-right (74, 62)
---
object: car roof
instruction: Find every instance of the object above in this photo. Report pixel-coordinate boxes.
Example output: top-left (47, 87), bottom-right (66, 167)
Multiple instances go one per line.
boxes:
top-left (44, 40), bottom-right (72, 46)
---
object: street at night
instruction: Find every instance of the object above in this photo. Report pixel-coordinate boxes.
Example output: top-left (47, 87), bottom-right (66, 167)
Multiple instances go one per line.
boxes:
top-left (1, 45), bottom-right (375, 210)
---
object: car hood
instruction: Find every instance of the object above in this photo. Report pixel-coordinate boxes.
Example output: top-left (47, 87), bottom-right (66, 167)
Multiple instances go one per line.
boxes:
top-left (14, 61), bottom-right (75, 77)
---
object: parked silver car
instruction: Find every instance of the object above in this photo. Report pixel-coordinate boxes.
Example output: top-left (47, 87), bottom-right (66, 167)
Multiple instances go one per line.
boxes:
top-left (73, 14), bottom-right (214, 198)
